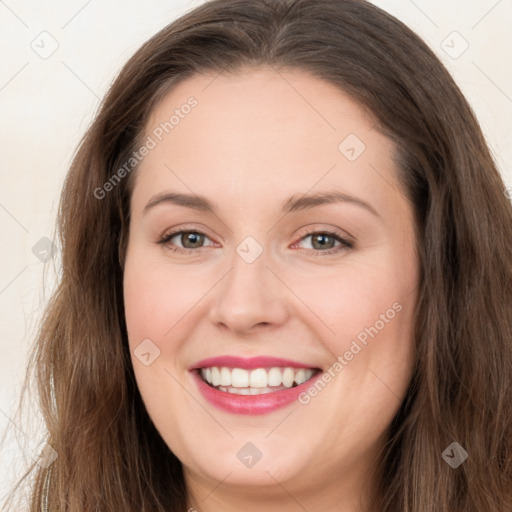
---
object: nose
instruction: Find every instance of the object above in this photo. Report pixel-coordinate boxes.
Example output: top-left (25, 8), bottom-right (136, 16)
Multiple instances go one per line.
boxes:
top-left (208, 244), bottom-right (290, 336)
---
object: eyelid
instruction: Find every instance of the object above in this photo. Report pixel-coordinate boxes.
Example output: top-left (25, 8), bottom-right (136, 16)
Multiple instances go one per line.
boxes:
top-left (159, 223), bottom-right (216, 242)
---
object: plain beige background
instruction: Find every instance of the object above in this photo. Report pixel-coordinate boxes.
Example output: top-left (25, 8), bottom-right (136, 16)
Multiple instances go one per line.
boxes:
top-left (1, 0), bottom-right (511, 503)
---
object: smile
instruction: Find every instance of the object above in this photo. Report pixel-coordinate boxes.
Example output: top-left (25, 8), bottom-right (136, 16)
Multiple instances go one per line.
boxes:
top-left (190, 356), bottom-right (322, 415)
top-left (199, 366), bottom-right (317, 395)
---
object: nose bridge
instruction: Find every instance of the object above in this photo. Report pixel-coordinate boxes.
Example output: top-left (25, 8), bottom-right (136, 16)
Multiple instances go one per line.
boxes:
top-left (208, 235), bottom-right (288, 333)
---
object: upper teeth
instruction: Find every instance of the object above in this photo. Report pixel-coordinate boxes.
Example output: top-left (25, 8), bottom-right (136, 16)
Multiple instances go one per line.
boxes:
top-left (200, 367), bottom-right (315, 388)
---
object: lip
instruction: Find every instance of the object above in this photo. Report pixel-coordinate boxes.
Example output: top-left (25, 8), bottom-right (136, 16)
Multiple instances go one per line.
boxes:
top-left (190, 357), bottom-right (323, 415)
top-left (189, 355), bottom-right (318, 371)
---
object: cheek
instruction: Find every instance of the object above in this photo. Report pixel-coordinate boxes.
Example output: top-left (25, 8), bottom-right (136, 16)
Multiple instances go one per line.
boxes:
top-left (123, 252), bottom-right (211, 341)
top-left (288, 245), bottom-right (418, 396)
top-left (289, 260), bottom-right (415, 347)
top-left (123, 255), bottom-right (196, 446)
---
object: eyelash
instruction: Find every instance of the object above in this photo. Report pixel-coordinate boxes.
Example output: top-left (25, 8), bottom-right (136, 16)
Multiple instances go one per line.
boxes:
top-left (157, 227), bottom-right (354, 256)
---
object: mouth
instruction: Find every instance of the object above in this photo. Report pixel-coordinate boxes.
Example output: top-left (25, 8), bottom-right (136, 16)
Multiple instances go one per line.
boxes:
top-left (197, 366), bottom-right (320, 395)
top-left (189, 356), bottom-right (323, 415)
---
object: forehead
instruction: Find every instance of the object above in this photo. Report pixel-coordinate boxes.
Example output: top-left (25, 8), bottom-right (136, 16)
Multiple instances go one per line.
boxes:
top-left (132, 66), bottom-right (402, 217)
top-left (145, 65), bottom-right (380, 156)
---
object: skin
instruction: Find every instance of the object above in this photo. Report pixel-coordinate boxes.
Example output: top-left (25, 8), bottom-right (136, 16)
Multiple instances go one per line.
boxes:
top-left (123, 66), bottom-right (419, 512)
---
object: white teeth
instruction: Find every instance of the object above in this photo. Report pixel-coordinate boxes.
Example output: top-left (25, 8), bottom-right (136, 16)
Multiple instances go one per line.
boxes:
top-left (282, 368), bottom-right (295, 388)
top-left (268, 367), bottom-right (282, 386)
top-left (211, 367), bottom-right (221, 386)
top-left (295, 369), bottom-right (307, 385)
top-left (199, 366), bottom-right (316, 392)
top-left (231, 368), bottom-right (249, 387)
top-left (249, 368), bottom-right (268, 388)
top-left (220, 367), bottom-right (231, 386)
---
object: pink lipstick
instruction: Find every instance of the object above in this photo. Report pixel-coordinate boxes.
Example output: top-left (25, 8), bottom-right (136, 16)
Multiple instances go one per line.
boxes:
top-left (189, 356), bottom-right (322, 415)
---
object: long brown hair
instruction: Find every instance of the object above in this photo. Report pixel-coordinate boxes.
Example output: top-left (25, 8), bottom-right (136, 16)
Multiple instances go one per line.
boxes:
top-left (5, 0), bottom-right (512, 510)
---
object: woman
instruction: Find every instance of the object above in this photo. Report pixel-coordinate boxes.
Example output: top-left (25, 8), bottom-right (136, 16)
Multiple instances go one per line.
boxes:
top-left (6, 0), bottom-right (512, 510)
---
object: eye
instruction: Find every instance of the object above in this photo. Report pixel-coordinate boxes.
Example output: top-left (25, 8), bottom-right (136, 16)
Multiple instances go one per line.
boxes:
top-left (158, 229), bottom-right (216, 253)
top-left (157, 228), bottom-right (353, 255)
top-left (292, 229), bottom-right (353, 255)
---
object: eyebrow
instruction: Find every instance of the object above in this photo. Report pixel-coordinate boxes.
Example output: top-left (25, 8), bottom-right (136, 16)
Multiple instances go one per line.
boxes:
top-left (143, 190), bottom-right (380, 218)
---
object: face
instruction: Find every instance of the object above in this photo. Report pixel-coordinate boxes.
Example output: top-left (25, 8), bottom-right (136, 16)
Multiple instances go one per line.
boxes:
top-left (123, 66), bottom-right (419, 509)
